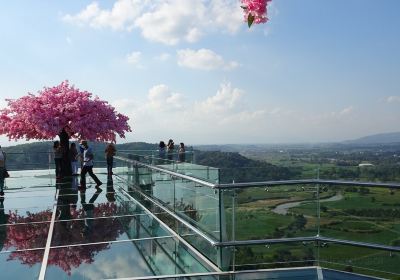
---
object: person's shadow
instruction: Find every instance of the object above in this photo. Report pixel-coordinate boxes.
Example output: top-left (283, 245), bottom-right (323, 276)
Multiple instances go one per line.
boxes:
top-left (80, 187), bottom-right (102, 236)
top-left (106, 178), bottom-right (115, 203)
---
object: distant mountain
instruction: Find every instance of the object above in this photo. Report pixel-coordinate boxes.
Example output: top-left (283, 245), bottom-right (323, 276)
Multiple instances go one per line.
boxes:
top-left (346, 132), bottom-right (400, 144)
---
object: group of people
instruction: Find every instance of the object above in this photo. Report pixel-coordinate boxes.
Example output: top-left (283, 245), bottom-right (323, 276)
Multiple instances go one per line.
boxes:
top-left (158, 139), bottom-right (186, 162)
top-left (53, 140), bottom-right (116, 190)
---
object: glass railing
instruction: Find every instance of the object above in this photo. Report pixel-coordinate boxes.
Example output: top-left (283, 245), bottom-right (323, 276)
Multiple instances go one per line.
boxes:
top-left (117, 151), bottom-right (218, 183)
top-left (2, 151), bottom-right (399, 279)
top-left (114, 154), bottom-right (400, 279)
top-left (218, 180), bottom-right (400, 279)
top-left (4, 151), bottom-right (109, 172)
top-left (118, 149), bottom-right (195, 164)
top-left (217, 165), bottom-right (400, 184)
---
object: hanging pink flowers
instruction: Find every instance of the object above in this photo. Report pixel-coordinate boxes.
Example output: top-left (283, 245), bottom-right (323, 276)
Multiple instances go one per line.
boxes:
top-left (241, 0), bottom-right (272, 27)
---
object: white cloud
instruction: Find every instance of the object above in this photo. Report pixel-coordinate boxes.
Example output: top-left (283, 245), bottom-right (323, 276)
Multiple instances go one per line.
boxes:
top-left (209, 0), bottom-right (243, 34)
top-left (111, 98), bottom-right (138, 111)
top-left (112, 81), bottom-right (265, 143)
top-left (134, 0), bottom-right (206, 45)
top-left (63, 2), bottom-right (101, 26)
top-left (154, 52), bottom-right (171, 61)
top-left (177, 49), bottom-right (239, 71)
top-left (197, 82), bottom-right (243, 113)
top-left (93, 85), bottom-right (400, 145)
top-left (63, 0), bottom-right (244, 45)
top-left (75, 248), bottom-right (150, 279)
top-left (126, 51), bottom-right (142, 65)
top-left (269, 107), bottom-right (282, 115)
top-left (63, 0), bottom-right (145, 30)
top-left (339, 106), bottom-right (354, 116)
top-left (147, 84), bottom-right (184, 110)
top-left (66, 36), bottom-right (72, 45)
top-left (387, 96), bottom-right (400, 103)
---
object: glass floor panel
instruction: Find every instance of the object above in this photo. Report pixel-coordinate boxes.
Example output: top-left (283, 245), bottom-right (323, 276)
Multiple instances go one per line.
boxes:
top-left (45, 237), bottom-right (211, 279)
top-left (0, 223), bottom-right (49, 252)
top-left (0, 171), bottom-right (217, 279)
top-left (0, 249), bottom-right (43, 279)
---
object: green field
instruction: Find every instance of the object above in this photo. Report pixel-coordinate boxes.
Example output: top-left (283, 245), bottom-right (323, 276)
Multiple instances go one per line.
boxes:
top-left (225, 185), bottom-right (400, 278)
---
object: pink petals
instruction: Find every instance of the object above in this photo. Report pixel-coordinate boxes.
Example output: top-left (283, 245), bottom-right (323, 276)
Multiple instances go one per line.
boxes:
top-left (0, 81), bottom-right (131, 142)
top-left (241, 0), bottom-right (272, 27)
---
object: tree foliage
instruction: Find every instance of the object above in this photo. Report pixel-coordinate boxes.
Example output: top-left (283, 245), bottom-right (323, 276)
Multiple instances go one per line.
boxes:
top-left (0, 81), bottom-right (131, 142)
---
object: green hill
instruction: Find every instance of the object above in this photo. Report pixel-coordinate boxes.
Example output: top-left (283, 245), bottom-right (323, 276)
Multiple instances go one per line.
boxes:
top-left (195, 150), bottom-right (299, 183)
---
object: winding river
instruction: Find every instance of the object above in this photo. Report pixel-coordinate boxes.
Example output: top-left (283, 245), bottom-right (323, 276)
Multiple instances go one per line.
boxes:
top-left (272, 193), bottom-right (343, 215)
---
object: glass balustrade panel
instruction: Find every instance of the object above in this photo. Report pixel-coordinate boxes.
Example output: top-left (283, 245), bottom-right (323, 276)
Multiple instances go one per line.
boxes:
top-left (223, 185), bottom-right (319, 242)
top-left (319, 185), bottom-right (400, 247)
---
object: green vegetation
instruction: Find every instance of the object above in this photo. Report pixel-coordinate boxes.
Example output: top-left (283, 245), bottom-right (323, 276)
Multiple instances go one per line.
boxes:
top-left (195, 150), bottom-right (299, 183)
top-left (222, 184), bottom-right (400, 278)
top-left (205, 142), bottom-right (400, 278)
top-left (4, 141), bottom-right (400, 278)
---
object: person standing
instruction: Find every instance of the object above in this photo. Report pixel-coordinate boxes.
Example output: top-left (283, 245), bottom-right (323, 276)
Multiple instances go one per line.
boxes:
top-left (69, 143), bottom-right (79, 175)
top-left (53, 141), bottom-right (63, 178)
top-left (159, 141), bottom-right (166, 159)
top-left (178, 142), bottom-right (186, 162)
top-left (0, 146), bottom-right (7, 196)
top-left (80, 140), bottom-right (102, 190)
top-left (167, 139), bottom-right (174, 160)
top-left (105, 143), bottom-right (116, 176)
top-left (78, 140), bottom-right (85, 174)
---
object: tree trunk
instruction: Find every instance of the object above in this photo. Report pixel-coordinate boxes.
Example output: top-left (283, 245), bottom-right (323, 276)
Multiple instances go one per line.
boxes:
top-left (59, 129), bottom-right (72, 177)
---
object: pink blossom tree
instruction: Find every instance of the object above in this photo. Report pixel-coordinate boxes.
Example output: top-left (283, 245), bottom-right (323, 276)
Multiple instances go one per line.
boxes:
top-left (241, 0), bottom-right (272, 27)
top-left (0, 81), bottom-right (131, 176)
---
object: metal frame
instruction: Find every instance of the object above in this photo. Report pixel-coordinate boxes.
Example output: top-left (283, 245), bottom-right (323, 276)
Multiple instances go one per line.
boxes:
top-left (115, 155), bottom-right (400, 190)
top-left (217, 179), bottom-right (400, 189)
top-left (38, 189), bottom-right (59, 280)
top-left (118, 183), bottom-right (219, 246)
top-left (114, 155), bottom-right (400, 277)
top-left (105, 266), bottom-right (387, 280)
top-left (118, 187), bottom-right (222, 273)
top-left (215, 236), bottom-right (400, 252)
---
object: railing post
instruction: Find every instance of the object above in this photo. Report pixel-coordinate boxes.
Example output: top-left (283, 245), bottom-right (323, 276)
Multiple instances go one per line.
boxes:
top-left (316, 168), bottom-right (321, 267)
top-left (232, 187), bottom-right (236, 272)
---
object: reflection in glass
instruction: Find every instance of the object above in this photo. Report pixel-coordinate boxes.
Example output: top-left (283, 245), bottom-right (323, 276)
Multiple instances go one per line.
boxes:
top-left (0, 197), bottom-right (10, 251)
top-left (0, 178), bottom-right (129, 275)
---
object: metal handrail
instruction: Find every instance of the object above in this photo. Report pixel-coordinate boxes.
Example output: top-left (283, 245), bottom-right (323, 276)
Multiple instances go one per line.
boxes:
top-left (215, 236), bottom-right (400, 252)
top-left (217, 179), bottom-right (400, 189)
top-left (115, 155), bottom-right (400, 190)
top-left (112, 266), bottom-right (323, 280)
top-left (114, 155), bottom-right (216, 188)
top-left (114, 154), bottom-right (400, 258)
top-left (117, 186), bottom-right (221, 272)
top-left (116, 176), bottom-right (219, 246)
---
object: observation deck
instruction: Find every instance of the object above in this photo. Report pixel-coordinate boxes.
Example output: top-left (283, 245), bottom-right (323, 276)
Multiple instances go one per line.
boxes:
top-left (0, 151), bottom-right (399, 279)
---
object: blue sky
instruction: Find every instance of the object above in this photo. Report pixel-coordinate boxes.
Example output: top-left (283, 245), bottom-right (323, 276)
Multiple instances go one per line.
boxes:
top-left (0, 0), bottom-right (399, 146)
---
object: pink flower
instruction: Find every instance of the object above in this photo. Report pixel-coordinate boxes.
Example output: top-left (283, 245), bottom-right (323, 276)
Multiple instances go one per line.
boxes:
top-left (0, 81), bottom-right (131, 142)
top-left (241, 0), bottom-right (272, 27)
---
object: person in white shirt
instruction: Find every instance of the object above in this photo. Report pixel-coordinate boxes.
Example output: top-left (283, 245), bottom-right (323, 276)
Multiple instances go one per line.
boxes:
top-left (79, 141), bottom-right (102, 190)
